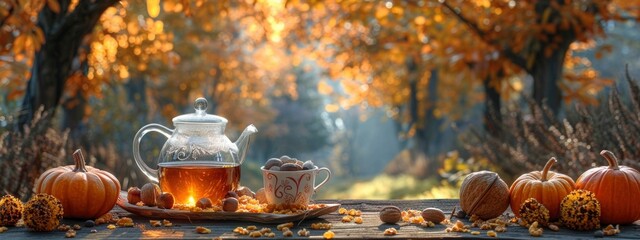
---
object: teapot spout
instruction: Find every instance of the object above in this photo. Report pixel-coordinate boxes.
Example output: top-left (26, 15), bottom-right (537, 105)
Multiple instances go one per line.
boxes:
top-left (235, 124), bottom-right (258, 164)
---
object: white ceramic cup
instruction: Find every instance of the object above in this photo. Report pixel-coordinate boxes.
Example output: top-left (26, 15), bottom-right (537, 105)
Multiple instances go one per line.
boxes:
top-left (261, 166), bottom-right (331, 208)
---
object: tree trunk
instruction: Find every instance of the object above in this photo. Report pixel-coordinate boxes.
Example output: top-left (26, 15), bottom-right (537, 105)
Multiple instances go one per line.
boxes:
top-left (483, 76), bottom-right (502, 136)
top-left (17, 0), bottom-right (118, 130)
top-left (530, 44), bottom-right (570, 115)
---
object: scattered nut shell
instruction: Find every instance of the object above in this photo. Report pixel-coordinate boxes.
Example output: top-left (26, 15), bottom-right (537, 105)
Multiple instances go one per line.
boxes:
top-left (379, 206), bottom-right (402, 224)
top-left (236, 186), bottom-right (255, 198)
top-left (255, 188), bottom-right (267, 203)
top-left (196, 226), bottom-right (211, 234)
top-left (196, 198), bottom-right (213, 209)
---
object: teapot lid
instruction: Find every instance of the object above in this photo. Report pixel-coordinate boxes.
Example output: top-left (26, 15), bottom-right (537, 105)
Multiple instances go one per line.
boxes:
top-left (172, 98), bottom-right (228, 124)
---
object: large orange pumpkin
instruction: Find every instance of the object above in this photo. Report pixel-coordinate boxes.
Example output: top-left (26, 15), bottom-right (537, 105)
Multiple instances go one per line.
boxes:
top-left (509, 157), bottom-right (575, 220)
top-left (576, 150), bottom-right (640, 224)
top-left (34, 149), bottom-right (121, 219)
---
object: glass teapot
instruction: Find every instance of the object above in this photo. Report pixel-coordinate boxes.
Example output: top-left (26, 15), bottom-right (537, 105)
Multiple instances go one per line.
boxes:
top-left (132, 97), bottom-right (257, 204)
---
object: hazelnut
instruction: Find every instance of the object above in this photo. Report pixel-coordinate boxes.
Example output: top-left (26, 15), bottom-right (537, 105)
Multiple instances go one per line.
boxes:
top-left (280, 163), bottom-right (303, 171)
top-left (127, 187), bottom-right (141, 204)
top-left (421, 208), bottom-right (446, 223)
top-left (264, 158), bottom-right (283, 170)
top-left (459, 171), bottom-right (510, 220)
top-left (157, 192), bottom-right (175, 209)
top-left (222, 197), bottom-right (239, 212)
top-left (302, 160), bottom-right (315, 170)
top-left (140, 183), bottom-right (161, 207)
top-left (379, 206), bottom-right (402, 224)
top-left (235, 186), bottom-right (255, 198)
top-left (255, 188), bottom-right (267, 203)
top-left (269, 166), bottom-right (280, 171)
top-left (225, 191), bottom-right (239, 199)
top-left (196, 197), bottom-right (213, 209)
top-left (280, 155), bottom-right (295, 164)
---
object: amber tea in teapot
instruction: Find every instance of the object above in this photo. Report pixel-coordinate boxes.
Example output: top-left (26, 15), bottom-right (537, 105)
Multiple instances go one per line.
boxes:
top-left (133, 98), bottom-right (257, 205)
top-left (158, 162), bottom-right (240, 205)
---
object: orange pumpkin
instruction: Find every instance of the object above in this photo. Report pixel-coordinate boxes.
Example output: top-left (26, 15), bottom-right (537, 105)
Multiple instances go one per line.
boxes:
top-left (509, 157), bottom-right (575, 220)
top-left (576, 150), bottom-right (640, 224)
top-left (34, 149), bottom-right (121, 219)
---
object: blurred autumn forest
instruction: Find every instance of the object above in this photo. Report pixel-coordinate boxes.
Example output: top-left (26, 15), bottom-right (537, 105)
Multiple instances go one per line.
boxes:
top-left (2, 0), bottom-right (640, 200)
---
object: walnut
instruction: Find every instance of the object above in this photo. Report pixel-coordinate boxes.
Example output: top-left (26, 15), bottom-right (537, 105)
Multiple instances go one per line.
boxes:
top-left (459, 171), bottom-right (510, 220)
top-left (379, 206), bottom-right (402, 224)
top-left (421, 207), bottom-right (446, 223)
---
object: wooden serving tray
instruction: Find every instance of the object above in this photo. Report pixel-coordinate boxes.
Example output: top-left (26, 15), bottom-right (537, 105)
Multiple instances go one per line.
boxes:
top-left (116, 191), bottom-right (340, 223)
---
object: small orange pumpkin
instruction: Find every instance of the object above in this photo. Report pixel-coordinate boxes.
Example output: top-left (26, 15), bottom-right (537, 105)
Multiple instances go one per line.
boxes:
top-left (509, 157), bottom-right (575, 220)
top-left (34, 149), bottom-right (121, 219)
top-left (576, 150), bottom-right (640, 224)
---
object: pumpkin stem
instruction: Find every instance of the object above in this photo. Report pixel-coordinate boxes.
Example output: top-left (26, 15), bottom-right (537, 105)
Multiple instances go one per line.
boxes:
top-left (600, 150), bottom-right (620, 170)
top-left (541, 157), bottom-right (557, 181)
top-left (73, 149), bottom-right (88, 172)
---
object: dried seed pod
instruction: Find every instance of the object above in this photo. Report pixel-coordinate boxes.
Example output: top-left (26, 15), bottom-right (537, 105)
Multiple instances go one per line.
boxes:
top-left (459, 171), bottom-right (510, 220)
top-left (560, 190), bottom-right (600, 231)
top-left (421, 207), bottom-right (446, 223)
top-left (23, 194), bottom-right (64, 232)
top-left (0, 194), bottom-right (24, 226)
top-left (379, 206), bottom-right (402, 224)
top-left (519, 198), bottom-right (550, 226)
top-left (140, 183), bottom-right (161, 207)
top-left (127, 187), bottom-right (142, 205)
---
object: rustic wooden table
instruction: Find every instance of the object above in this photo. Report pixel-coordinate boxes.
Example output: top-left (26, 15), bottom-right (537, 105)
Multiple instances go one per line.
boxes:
top-left (3, 199), bottom-right (639, 239)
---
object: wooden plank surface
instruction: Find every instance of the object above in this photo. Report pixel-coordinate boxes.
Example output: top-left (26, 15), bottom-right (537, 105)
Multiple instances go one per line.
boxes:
top-left (2, 199), bottom-right (639, 239)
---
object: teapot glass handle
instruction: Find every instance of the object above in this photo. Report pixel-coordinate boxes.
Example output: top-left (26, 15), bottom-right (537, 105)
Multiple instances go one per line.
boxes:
top-left (133, 123), bottom-right (173, 183)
